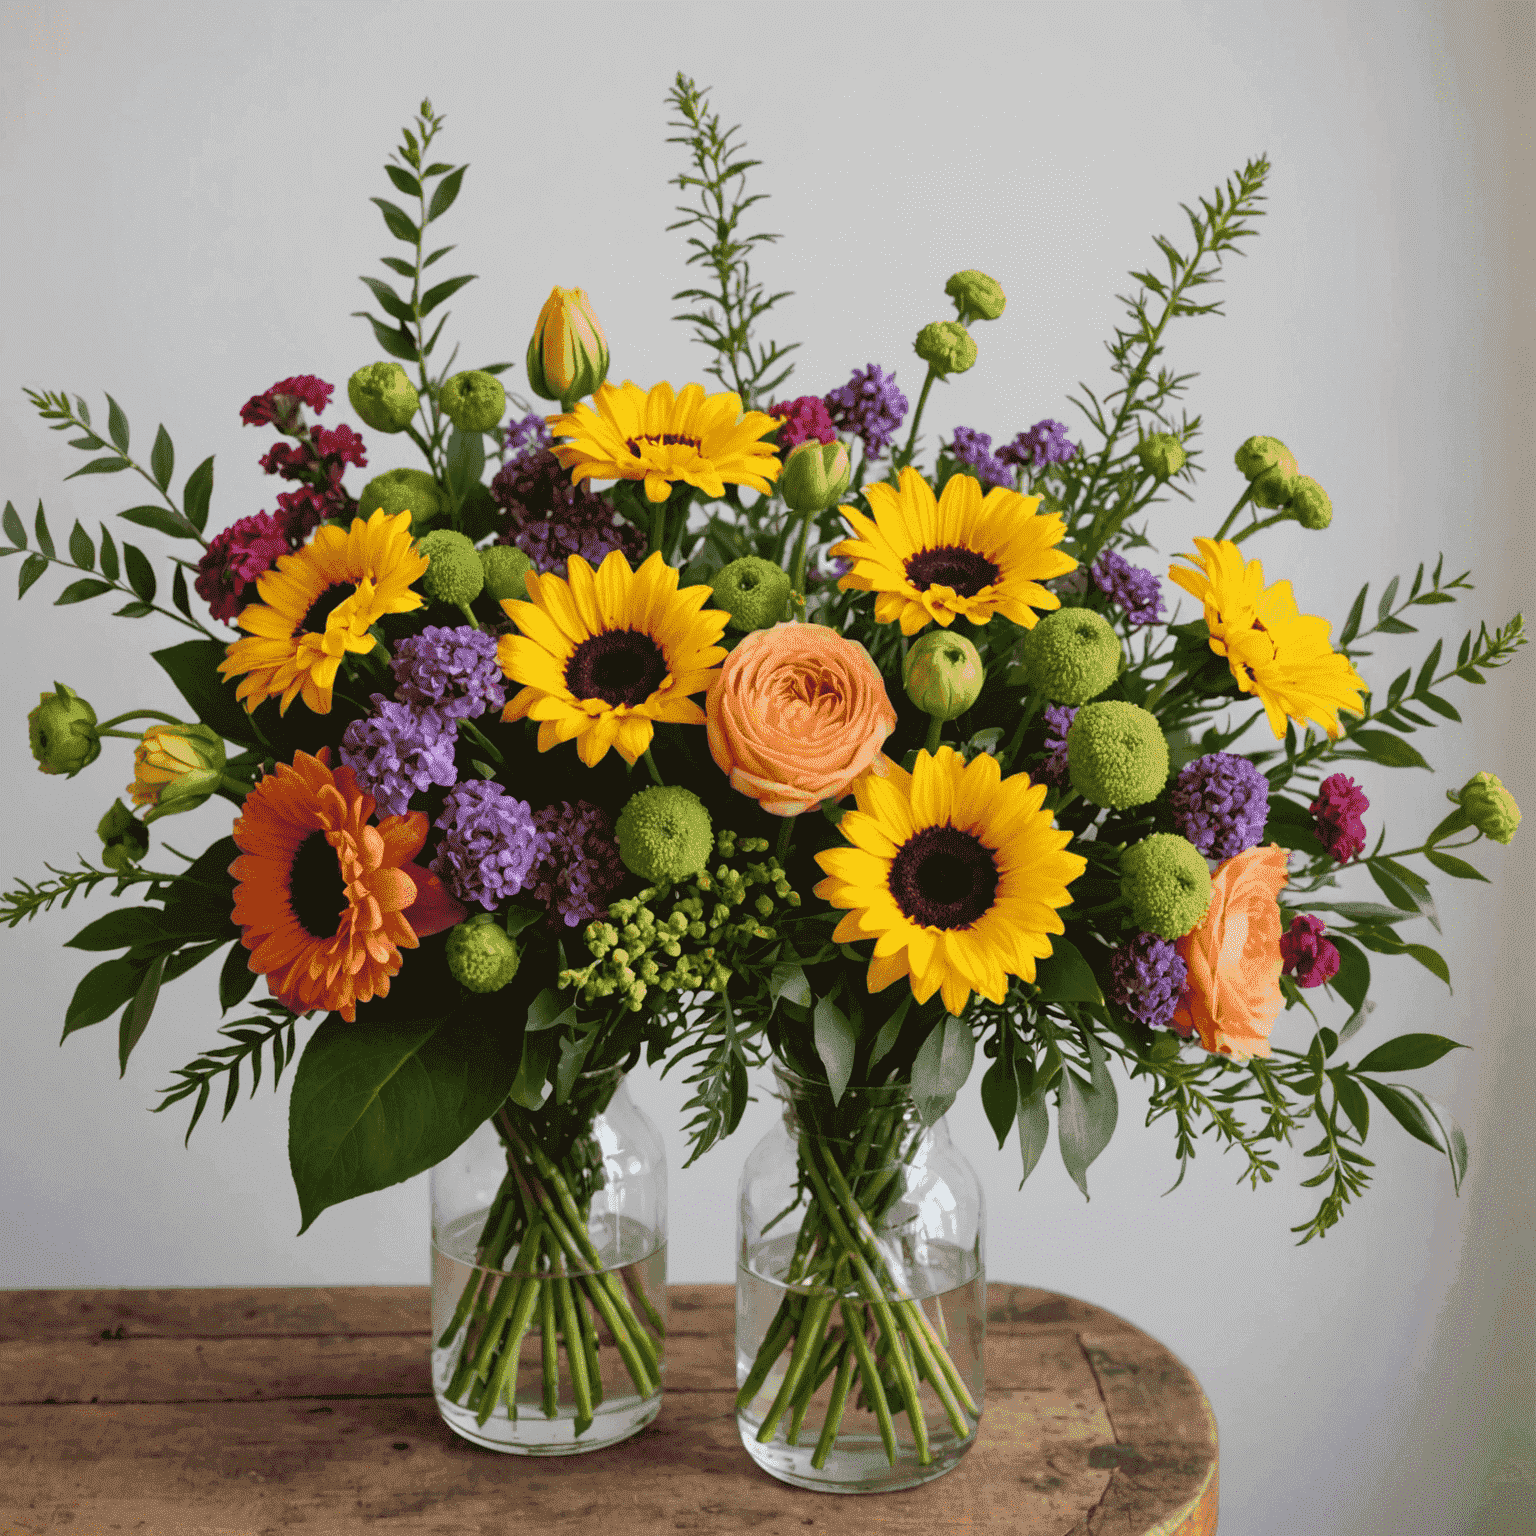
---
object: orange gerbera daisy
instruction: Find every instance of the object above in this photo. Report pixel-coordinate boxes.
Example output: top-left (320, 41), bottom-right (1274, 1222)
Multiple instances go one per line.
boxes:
top-left (229, 749), bottom-right (464, 1022)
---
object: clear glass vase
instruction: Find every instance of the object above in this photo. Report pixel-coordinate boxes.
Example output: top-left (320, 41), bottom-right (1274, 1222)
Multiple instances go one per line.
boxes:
top-left (736, 1065), bottom-right (985, 1493)
top-left (430, 1067), bottom-right (666, 1454)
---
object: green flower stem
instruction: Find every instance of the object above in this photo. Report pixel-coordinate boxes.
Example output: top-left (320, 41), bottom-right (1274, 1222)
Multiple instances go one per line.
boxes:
top-left (554, 1270), bottom-right (594, 1432)
top-left (775, 816), bottom-right (794, 868)
top-left (539, 1280), bottom-right (560, 1418)
top-left (1213, 483), bottom-right (1257, 542)
top-left (577, 1280), bottom-right (605, 1410)
top-left (96, 709), bottom-right (185, 731)
top-left (456, 602), bottom-right (480, 630)
top-left (464, 1222), bottom-right (543, 1422)
top-left (217, 775), bottom-right (250, 798)
top-left (812, 1341), bottom-right (858, 1469)
top-left (1231, 510), bottom-right (1291, 545)
top-left (840, 1298), bottom-right (899, 1464)
top-left (643, 750), bottom-right (665, 788)
top-left (788, 508), bottom-right (816, 599)
top-left (475, 1248), bottom-right (547, 1428)
top-left (437, 1174), bottom-right (518, 1350)
top-left (622, 1261), bottom-right (668, 1340)
top-left (755, 1288), bottom-right (836, 1443)
top-left (736, 1304), bottom-right (800, 1411)
top-left (96, 729), bottom-right (148, 741)
top-left (924, 715), bottom-right (943, 755)
top-left (897, 365), bottom-right (940, 471)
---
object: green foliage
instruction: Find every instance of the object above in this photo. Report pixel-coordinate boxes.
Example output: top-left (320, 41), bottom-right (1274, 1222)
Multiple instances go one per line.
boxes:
top-left (154, 1006), bottom-right (299, 1144)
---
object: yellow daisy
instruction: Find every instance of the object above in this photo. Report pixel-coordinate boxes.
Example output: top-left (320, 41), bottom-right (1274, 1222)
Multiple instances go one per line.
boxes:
top-left (814, 747), bottom-right (1087, 1016)
top-left (1169, 537), bottom-right (1366, 740)
top-left (832, 467), bottom-right (1078, 636)
top-left (548, 380), bottom-right (781, 504)
top-left (219, 511), bottom-right (426, 716)
top-left (497, 549), bottom-right (729, 767)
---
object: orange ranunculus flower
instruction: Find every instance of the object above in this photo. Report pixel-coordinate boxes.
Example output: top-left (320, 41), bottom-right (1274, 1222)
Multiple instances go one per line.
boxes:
top-left (705, 622), bottom-right (897, 817)
top-left (1171, 842), bottom-right (1290, 1061)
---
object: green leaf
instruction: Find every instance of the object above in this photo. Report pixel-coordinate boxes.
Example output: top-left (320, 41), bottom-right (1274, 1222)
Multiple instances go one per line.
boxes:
top-left (359, 275), bottom-right (415, 326)
top-left (1329, 1070), bottom-right (1370, 1139)
top-left (445, 428), bottom-right (486, 503)
top-left (555, 1033), bottom-right (590, 1104)
top-left (1377, 575), bottom-right (1400, 625)
top-left (1361, 1080), bottom-right (1468, 1192)
top-left (182, 456), bottom-right (214, 534)
top-left (1404, 944), bottom-right (1452, 987)
top-left (813, 996), bottom-right (857, 1105)
top-left (768, 961), bottom-right (810, 1010)
top-left (1339, 584), bottom-right (1368, 646)
top-left (1417, 692), bottom-right (1462, 722)
top-left (1423, 848), bottom-right (1489, 882)
top-left (1413, 638), bottom-right (1443, 698)
top-left (422, 243), bottom-right (455, 268)
top-left (1338, 997), bottom-right (1376, 1046)
top-left (508, 1029), bottom-right (555, 1110)
top-left (54, 578), bottom-right (113, 605)
top-left (17, 554), bottom-right (47, 598)
top-left (219, 939), bottom-right (258, 1012)
top-left (1034, 938), bottom-right (1102, 1003)
top-left (911, 1015), bottom-right (975, 1124)
top-left (63, 958), bottom-right (145, 1038)
top-left (150, 426), bottom-right (174, 492)
top-left (1056, 1033), bottom-right (1117, 1199)
top-left (68, 520), bottom-right (94, 568)
top-left (419, 273), bottom-right (476, 316)
top-left (1351, 730), bottom-right (1430, 769)
top-left (866, 993), bottom-right (911, 1070)
top-left (980, 1057), bottom-right (1015, 1147)
top-left (525, 987), bottom-right (576, 1033)
top-left (117, 504), bottom-right (202, 541)
top-left (426, 165), bottom-right (466, 222)
top-left (115, 601), bottom-right (155, 619)
top-left (66, 907), bottom-right (166, 951)
top-left (33, 504), bottom-right (54, 558)
top-left (97, 526), bottom-right (119, 581)
top-left (153, 640), bottom-right (264, 750)
top-left (158, 836), bottom-right (240, 941)
top-left (380, 256), bottom-right (415, 277)
top-left (1016, 1081), bottom-right (1051, 1187)
top-left (1355, 1033), bottom-right (1467, 1074)
top-left (119, 954), bottom-right (165, 1074)
top-left (123, 543), bottom-right (156, 603)
top-left (355, 311), bottom-right (420, 362)
top-left (1328, 934), bottom-right (1370, 1013)
top-left (171, 564), bottom-right (192, 620)
top-left (3, 501), bottom-right (26, 546)
top-left (1294, 900), bottom-right (1412, 924)
top-left (1368, 861), bottom-right (1423, 914)
top-left (370, 195), bottom-right (420, 244)
top-left (105, 393), bottom-right (131, 454)
top-left (288, 1010), bottom-right (525, 1232)
top-left (384, 164), bottom-right (422, 197)
top-left (64, 455), bottom-right (130, 479)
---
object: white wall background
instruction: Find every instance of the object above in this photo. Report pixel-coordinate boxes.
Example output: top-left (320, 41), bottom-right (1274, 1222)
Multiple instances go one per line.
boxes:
top-left (1, 3), bottom-right (1530, 1532)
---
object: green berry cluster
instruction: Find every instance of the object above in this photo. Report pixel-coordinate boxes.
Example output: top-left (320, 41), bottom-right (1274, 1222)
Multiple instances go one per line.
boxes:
top-left (558, 830), bottom-right (801, 1010)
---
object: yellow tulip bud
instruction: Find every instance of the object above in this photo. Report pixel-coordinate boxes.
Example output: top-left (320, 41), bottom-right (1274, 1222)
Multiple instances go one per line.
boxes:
top-left (526, 286), bottom-right (609, 405)
top-left (129, 723), bottom-right (226, 822)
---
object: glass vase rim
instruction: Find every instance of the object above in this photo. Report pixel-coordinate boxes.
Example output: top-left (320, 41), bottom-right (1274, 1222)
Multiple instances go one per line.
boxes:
top-left (769, 1062), bottom-right (921, 1107)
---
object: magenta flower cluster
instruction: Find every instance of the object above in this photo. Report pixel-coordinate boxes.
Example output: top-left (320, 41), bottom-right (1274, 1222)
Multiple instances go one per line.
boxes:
top-left (1280, 915), bottom-right (1341, 988)
top-left (768, 396), bottom-right (837, 452)
top-left (1311, 774), bottom-right (1370, 862)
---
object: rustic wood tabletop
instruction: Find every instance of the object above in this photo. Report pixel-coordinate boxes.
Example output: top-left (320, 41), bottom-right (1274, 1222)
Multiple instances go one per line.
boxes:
top-left (0, 1282), bottom-right (1216, 1535)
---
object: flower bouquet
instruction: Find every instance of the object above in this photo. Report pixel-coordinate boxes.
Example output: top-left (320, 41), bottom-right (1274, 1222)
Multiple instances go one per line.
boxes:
top-left (5, 77), bottom-right (1524, 1486)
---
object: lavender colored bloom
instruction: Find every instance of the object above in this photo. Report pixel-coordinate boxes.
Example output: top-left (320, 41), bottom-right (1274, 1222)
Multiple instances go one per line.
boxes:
top-left (945, 427), bottom-right (1013, 489)
top-left (432, 780), bottom-right (544, 911)
top-left (1000, 419), bottom-right (1077, 471)
top-left (1108, 932), bottom-right (1189, 1031)
top-left (530, 800), bottom-right (626, 928)
top-left (1038, 703), bottom-right (1078, 788)
top-left (1170, 752), bottom-right (1270, 860)
top-left (1092, 549), bottom-right (1165, 626)
top-left (825, 365), bottom-right (908, 460)
top-left (503, 411), bottom-right (553, 461)
top-left (340, 697), bottom-right (459, 817)
top-left (391, 625), bottom-right (506, 721)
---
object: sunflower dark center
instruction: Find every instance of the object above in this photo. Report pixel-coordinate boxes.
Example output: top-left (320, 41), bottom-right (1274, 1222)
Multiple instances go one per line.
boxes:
top-left (288, 831), bottom-right (348, 938)
top-left (903, 544), bottom-right (998, 598)
top-left (300, 583), bottom-right (352, 635)
top-left (565, 628), bottom-right (668, 706)
top-left (888, 824), bottom-right (999, 930)
top-left (626, 432), bottom-right (703, 458)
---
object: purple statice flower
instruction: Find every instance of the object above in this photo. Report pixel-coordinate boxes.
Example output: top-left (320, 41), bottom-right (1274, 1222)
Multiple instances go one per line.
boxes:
top-left (1311, 774), bottom-right (1370, 863)
top-left (503, 411), bottom-right (553, 461)
top-left (1170, 752), bottom-right (1270, 860)
top-left (529, 800), bottom-right (626, 928)
top-left (489, 449), bottom-right (645, 574)
top-left (1108, 932), bottom-right (1189, 1031)
top-left (340, 697), bottom-right (459, 818)
top-left (1280, 914), bottom-right (1341, 989)
top-left (432, 781), bottom-right (544, 911)
top-left (1038, 703), bottom-right (1078, 788)
top-left (768, 395), bottom-right (838, 452)
top-left (391, 626), bottom-right (506, 721)
top-left (945, 427), bottom-right (1013, 489)
top-left (1092, 548), bottom-right (1166, 626)
top-left (825, 365), bottom-right (908, 460)
top-left (1000, 419), bottom-right (1077, 471)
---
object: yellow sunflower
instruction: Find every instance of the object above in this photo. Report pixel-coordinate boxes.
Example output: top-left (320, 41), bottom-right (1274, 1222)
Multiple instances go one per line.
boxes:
top-left (548, 380), bottom-right (781, 504)
top-left (1169, 537), bottom-right (1366, 740)
top-left (832, 467), bottom-right (1077, 636)
top-left (814, 747), bottom-right (1087, 1016)
top-left (220, 511), bottom-right (427, 716)
top-left (497, 549), bottom-right (729, 767)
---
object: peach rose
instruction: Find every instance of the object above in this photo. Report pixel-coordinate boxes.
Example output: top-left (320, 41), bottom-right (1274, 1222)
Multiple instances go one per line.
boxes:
top-left (706, 622), bottom-right (897, 816)
top-left (1171, 843), bottom-right (1289, 1060)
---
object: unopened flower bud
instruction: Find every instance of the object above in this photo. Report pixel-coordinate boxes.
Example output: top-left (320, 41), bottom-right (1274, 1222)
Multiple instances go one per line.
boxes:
top-left (130, 722), bottom-right (227, 822)
top-left (903, 630), bottom-right (983, 721)
top-left (347, 362), bottom-right (420, 434)
top-left (710, 556), bottom-right (792, 632)
top-left (446, 919), bottom-right (521, 993)
top-left (97, 798), bottom-right (150, 871)
top-left (27, 684), bottom-right (100, 777)
top-left (944, 269), bottom-right (1006, 323)
top-left (914, 320), bottom-right (978, 377)
top-left (439, 371), bottom-right (506, 434)
top-left (1136, 433), bottom-right (1186, 480)
top-left (1289, 476), bottom-right (1333, 530)
top-left (1451, 771), bottom-right (1521, 844)
top-left (358, 467), bottom-right (446, 533)
top-left (480, 544), bottom-right (534, 604)
top-left (1235, 435), bottom-right (1299, 508)
top-left (417, 529), bottom-right (485, 608)
top-left (526, 286), bottom-right (610, 404)
top-left (779, 440), bottom-right (852, 515)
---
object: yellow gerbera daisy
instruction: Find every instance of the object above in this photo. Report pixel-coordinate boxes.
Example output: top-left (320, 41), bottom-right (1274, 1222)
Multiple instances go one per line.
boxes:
top-left (548, 380), bottom-right (781, 504)
top-left (497, 549), bottom-right (729, 767)
top-left (814, 747), bottom-right (1087, 1016)
top-left (1169, 537), bottom-right (1366, 740)
top-left (832, 467), bottom-right (1078, 636)
top-left (219, 511), bottom-right (427, 716)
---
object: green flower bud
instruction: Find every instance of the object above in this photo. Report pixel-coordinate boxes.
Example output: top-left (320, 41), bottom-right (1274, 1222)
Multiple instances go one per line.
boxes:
top-left (27, 684), bottom-right (99, 777)
top-left (779, 440), bottom-right (852, 515)
top-left (358, 467), bottom-right (446, 533)
top-left (1120, 833), bottom-right (1213, 940)
top-left (914, 320), bottom-right (978, 377)
top-left (417, 529), bottom-right (485, 608)
top-left (97, 798), bottom-right (150, 871)
top-left (1452, 771), bottom-right (1521, 844)
top-left (944, 269), bottom-right (1006, 323)
top-left (439, 370), bottom-right (507, 434)
top-left (130, 722), bottom-right (227, 823)
top-left (1023, 607), bottom-right (1123, 705)
top-left (1136, 433), bottom-right (1187, 480)
top-left (617, 785), bottom-right (713, 884)
top-left (347, 362), bottom-right (420, 434)
top-left (903, 630), bottom-right (983, 720)
top-left (1235, 436), bottom-right (1299, 510)
top-left (445, 919), bottom-right (522, 993)
top-left (480, 544), bottom-right (535, 604)
top-left (526, 287), bottom-right (610, 404)
top-left (1289, 476), bottom-right (1333, 530)
top-left (710, 556), bottom-right (792, 632)
top-left (1067, 700), bottom-right (1169, 809)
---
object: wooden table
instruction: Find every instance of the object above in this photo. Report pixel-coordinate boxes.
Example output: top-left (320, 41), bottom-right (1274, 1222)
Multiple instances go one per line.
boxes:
top-left (0, 1283), bottom-right (1217, 1535)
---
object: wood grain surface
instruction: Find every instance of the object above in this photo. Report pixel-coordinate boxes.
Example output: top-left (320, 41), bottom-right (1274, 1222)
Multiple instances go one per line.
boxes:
top-left (0, 1283), bottom-right (1217, 1535)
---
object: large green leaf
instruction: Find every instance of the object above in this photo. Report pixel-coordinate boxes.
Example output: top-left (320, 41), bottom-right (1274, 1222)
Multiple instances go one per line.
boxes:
top-left (1034, 938), bottom-right (1102, 1003)
top-left (288, 1009), bottom-right (526, 1232)
top-left (813, 996), bottom-right (857, 1105)
top-left (911, 1014), bottom-right (974, 1124)
top-left (1056, 1033), bottom-right (1118, 1199)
